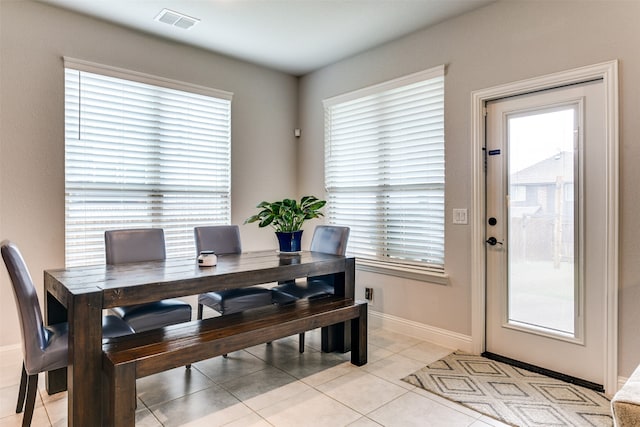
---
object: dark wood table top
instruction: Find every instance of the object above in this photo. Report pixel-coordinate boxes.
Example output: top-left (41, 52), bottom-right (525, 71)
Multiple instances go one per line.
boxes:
top-left (45, 250), bottom-right (351, 309)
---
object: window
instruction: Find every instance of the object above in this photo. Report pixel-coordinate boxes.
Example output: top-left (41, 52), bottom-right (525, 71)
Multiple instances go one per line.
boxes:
top-left (324, 66), bottom-right (445, 275)
top-left (64, 59), bottom-right (232, 267)
top-left (511, 185), bottom-right (527, 202)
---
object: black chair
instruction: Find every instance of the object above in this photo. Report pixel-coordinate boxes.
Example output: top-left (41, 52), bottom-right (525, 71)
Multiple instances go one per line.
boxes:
top-left (1, 240), bottom-right (134, 427)
top-left (271, 225), bottom-right (350, 352)
top-left (105, 228), bottom-right (192, 332)
top-left (195, 225), bottom-right (272, 319)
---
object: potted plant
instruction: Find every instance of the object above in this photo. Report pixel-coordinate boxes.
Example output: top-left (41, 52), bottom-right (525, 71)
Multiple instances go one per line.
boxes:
top-left (244, 195), bottom-right (326, 252)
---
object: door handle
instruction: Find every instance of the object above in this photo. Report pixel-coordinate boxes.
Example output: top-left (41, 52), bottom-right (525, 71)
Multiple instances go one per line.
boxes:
top-left (486, 237), bottom-right (503, 246)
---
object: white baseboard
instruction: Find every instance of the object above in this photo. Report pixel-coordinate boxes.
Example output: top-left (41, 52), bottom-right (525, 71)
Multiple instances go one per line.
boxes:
top-left (618, 376), bottom-right (628, 392)
top-left (369, 310), bottom-right (473, 353)
top-left (0, 343), bottom-right (21, 353)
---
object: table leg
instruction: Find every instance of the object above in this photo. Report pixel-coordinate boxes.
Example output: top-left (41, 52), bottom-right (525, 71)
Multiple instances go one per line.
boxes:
top-left (322, 258), bottom-right (355, 352)
top-left (67, 292), bottom-right (104, 426)
top-left (45, 291), bottom-right (67, 394)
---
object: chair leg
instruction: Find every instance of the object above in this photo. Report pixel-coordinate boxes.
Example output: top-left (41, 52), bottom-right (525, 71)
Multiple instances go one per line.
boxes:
top-left (22, 373), bottom-right (38, 427)
top-left (192, 304), bottom-right (203, 367)
top-left (16, 363), bottom-right (27, 413)
top-left (299, 332), bottom-right (305, 353)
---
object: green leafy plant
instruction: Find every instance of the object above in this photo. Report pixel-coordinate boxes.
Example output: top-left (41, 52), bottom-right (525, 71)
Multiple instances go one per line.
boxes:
top-left (244, 196), bottom-right (326, 232)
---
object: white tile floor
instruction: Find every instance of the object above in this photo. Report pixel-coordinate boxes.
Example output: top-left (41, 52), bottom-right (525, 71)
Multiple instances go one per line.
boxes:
top-left (0, 321), bottom-right (510, 427)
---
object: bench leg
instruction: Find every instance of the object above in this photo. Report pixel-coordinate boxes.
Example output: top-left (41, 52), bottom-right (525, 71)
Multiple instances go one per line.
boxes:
top-left (350, 303), bottom-right (368, 366)
top-left (321, 321), bottom-right (352, 353)
top-left (105, 363), bottom-right (136, 427)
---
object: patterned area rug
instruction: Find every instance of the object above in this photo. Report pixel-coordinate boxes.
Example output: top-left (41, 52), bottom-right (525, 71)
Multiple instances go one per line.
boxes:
top-left (402, 351), bottom-right (612, 427)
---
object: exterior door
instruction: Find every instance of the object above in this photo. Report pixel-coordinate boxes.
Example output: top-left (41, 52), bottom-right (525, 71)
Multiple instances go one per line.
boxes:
top-left (485, 80), bottom-right (606, 387)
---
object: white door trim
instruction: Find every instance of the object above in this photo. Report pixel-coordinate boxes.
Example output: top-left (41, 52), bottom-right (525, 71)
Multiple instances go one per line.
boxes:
top-left (470, 60), bottom-right (619, 394)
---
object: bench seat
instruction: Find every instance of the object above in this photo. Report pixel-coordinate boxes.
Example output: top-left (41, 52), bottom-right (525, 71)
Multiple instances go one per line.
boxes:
top-left (102, 297), bottom-right (367, 426)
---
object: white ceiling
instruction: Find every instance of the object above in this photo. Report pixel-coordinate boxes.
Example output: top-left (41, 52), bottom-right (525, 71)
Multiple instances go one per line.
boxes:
top-left (39, 0), bottom-right (494, 76)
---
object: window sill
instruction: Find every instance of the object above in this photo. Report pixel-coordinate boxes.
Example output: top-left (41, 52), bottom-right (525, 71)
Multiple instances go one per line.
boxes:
top-left (355, 259), bottom-right (449, 285)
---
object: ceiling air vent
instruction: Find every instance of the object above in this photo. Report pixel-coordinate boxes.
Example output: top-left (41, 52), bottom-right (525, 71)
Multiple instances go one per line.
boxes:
top-left (155, 9), bottom-right (199, 30)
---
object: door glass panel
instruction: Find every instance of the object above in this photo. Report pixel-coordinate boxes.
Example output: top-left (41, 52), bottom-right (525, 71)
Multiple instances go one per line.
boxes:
top-left (507, 107), bottom-right (576, 336)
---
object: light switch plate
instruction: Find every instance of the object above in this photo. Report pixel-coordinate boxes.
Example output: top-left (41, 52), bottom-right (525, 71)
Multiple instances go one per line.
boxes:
top-left (453, 208), bottom-right (468, 225)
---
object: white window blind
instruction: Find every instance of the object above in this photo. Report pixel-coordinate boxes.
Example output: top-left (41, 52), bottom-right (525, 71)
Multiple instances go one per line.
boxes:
top-left (64, 60), bottom-right (232, 267)
top-left (324, 66), bottom-right (445, 271)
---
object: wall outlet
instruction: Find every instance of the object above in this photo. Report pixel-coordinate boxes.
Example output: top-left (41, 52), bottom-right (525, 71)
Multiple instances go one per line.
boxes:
top-left (365, 287), bottom-right (373, 301)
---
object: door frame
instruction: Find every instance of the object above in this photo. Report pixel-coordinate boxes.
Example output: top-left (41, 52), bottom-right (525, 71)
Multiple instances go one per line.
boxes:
top-left (470, 60), bottom-right (619, 394)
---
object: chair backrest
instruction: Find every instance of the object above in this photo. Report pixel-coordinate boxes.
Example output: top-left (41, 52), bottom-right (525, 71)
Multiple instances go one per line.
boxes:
top-left (194, 225), bottom-right (242, 255)
top-left (310, 225), bottom-right (350, 256)
top-left (105, 228), bottom-right (166, 265)
top-left (308, 226), bottom-right (350, 285)
top-left (1, 240), bottom-right (50, 372)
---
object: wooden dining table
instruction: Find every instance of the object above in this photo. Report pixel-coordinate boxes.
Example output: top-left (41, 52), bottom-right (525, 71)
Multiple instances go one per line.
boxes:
top-left (44, 250), bottom-right (355, 426)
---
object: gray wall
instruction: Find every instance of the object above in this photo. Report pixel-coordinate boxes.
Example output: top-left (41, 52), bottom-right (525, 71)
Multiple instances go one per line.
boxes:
top-left (298, 0), bottom-right (640, 377)
top-left (0, 0), bottom-right (299, 346)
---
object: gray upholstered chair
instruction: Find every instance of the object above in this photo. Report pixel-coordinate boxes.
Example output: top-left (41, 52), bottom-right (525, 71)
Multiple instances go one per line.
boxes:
top-left (1, 240), bottom-right (133, 427)
top-left (271, 225), bottom-right (350, 352)
top-left (194, 225), bottom-right (272, 319)
top-left (105, 228), bottom-right (192, 332)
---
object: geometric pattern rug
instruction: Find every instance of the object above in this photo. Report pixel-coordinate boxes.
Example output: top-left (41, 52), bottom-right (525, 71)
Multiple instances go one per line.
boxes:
top-left (402, 351), bottom-right (613, 427)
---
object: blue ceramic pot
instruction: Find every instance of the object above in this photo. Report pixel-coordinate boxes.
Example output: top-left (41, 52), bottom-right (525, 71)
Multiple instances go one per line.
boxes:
top-left (276, 230), bottom-right (303, 252)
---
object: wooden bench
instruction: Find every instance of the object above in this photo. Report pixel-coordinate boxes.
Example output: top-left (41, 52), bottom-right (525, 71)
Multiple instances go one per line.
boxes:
top-left (102, 297), bottom-right (367, 426)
